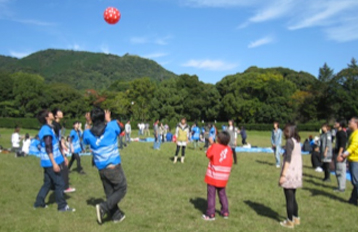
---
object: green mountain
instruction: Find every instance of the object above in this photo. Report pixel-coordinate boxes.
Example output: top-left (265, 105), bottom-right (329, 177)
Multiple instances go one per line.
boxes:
top-left (1, 49), bottom-right (178, 90)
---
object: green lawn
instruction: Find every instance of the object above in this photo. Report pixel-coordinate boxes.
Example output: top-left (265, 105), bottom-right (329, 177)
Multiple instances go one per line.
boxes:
top-left (0, 128), bottom-right (356, 232)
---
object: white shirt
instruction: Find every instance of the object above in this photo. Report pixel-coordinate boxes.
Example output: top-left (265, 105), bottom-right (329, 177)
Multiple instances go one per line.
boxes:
top-left (125, 123), bottom-right (131, 133)
top-left (11, 133), bottom-right (20, 148)
top-left (22, 139), bottom-right (31, 154)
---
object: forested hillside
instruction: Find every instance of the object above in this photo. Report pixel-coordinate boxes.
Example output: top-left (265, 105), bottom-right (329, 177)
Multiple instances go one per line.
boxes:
top-left (0, 49), bottom-right (177, 90)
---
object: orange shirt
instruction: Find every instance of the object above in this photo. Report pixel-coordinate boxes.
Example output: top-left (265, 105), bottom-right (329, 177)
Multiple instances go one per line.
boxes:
top-left (205, 144), bottom-right (233, 187)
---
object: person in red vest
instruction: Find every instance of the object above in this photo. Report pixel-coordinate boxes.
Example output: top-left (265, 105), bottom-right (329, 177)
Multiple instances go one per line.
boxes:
top-left (202, 131), bottom-right (233, 221)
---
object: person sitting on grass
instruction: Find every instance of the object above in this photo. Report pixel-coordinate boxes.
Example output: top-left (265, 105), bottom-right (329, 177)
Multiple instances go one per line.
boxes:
top-left (202, 131), bottom-right (233, 221)
top-left (33, 109), bottom-right (75, 212)
top-left (82, 108), bottom-right (127, 224)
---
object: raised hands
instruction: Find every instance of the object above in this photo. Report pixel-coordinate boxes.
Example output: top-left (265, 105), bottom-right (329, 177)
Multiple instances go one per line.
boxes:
top-left (105, 110), bottom-right (111, 123)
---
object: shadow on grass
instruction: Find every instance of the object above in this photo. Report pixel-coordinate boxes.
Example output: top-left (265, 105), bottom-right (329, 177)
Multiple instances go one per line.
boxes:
top-left (189, 197), bottom-right (207, 214)
top-left (86, 197), bottom-right (104, 207)
top-left (304, 179), bottom-right (333, 189)
top-left (244, 200), bottom-right (283, 222)
top-left (303, 173), bottom-right (324, 180)
top-left (47, 192), bottom-right (71, 205)
top-left (255, 160), bottom-right (275, 166)
top-left (302, 187), bottom-right (347, 204)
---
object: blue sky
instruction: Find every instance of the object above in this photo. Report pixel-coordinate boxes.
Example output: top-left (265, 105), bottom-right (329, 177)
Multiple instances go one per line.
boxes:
top-left (0, 0), bottom-right (357, 83)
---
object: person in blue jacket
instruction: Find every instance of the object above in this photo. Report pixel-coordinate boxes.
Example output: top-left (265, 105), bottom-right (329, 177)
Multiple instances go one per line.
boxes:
top-left (83, 108), bottom-right (127, 224)
top-left (68, 121), bottom-right (85, 174)
top-left (28, 135), bottom-right (41, 157)
top-left (192, 123), bottom-right (201, 149)
top-left (209, 124), bottom-right (217, 142)
top-left (33, 109), bottom-right (75, 212)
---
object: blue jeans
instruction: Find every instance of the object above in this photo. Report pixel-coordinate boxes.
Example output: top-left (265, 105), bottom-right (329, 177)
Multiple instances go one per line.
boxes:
top-left (349, 161), bottom-right (358, 205)
top-left (153, 135), bottom-right (161, 149)
top-left (99, 164), bottom-right (127, 220)
top-left (273, 146), bottom-right (281, 166)
top-left (34, 166), bottom-right (67, 210)
top-left (125, 133), bottom-right (131, 143)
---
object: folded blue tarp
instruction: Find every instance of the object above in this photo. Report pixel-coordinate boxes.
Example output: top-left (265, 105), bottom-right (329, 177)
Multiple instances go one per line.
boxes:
top-left (235, 147), bottom-right (310, 155)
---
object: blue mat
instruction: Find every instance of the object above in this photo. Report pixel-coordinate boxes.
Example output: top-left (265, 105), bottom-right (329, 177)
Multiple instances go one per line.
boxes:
top-left (235, 147), bottom-right (310, 155)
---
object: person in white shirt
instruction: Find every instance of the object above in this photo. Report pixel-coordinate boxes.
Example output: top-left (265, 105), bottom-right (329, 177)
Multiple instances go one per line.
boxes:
top-left (125, 121), bottom-right (131, 143)
top-left (11, 126), bottom-right (22, 157)
top-left (21, 133), bottom-right (31, 156)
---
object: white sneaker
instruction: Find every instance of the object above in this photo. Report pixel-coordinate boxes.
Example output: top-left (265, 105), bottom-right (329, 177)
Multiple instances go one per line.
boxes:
top-left (173, 157), bottom-right (178, 164)
top-left (276, 165), bottom-right (280, 168)
top-left (181, 157), bottom-right (185, 163)
top-left (315, 167), bottom-right (323, 172)
top-left (64, 187), bottom-right (76, 193)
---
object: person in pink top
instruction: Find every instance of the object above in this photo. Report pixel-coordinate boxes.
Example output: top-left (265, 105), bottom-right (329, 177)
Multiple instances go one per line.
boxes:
top-left (202, 131), bottom-right (233, 221)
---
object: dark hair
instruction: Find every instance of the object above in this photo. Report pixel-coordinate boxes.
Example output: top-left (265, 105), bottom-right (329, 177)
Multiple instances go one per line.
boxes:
top-left (14, 126), bottom-right (20, 133)
top-left (73, 121), bottom-right (78, 126)
top-left (217, 131), bottom-right (230, 146)
top-left (37, 109), bottom-right (50, 125)
top-left (283, 123), bottom-right (300, 142)
top-left (52, 108), bottom-right (62, 117)
top-left (25, 133), bottom-right (29, 140)
top-left (90, 107), bottom-right (105, 125)
top-left (321, 123), bottom-right (328, 128)
top-left (336, 119), bottom-right (346, 128)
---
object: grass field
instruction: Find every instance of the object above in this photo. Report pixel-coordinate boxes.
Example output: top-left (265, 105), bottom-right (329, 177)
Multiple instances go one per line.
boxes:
top-left (0, 128), bottom-right (357, 232)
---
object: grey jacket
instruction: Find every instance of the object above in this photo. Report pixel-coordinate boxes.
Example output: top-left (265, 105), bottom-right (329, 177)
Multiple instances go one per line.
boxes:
top-left (320, 131), bottom-right (333, 162)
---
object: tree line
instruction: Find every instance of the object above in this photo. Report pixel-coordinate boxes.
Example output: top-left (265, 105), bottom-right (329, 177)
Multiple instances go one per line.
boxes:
top-left (0, 58), bottom-right (357, 125)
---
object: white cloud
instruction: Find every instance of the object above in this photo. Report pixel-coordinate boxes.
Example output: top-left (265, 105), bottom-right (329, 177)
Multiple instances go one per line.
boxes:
top-left (142, 52), bottom-right (168, 59)
top-left (13, 19), bottom-right (56, 26)
top-left (155, 35), bottom-right (172, 45)
top-left (182, 59), bottom-right (238, 71)
top-left (67, 43), bottom-right (83, 51)
top-left (248, 36), bottom-right (274, 48)
top-left (9, 50), bottom-right (32, 58)
top-left (100, 44), bottom-right (110, 54)
top-left (324, 17), bottom-right (358, 42)
top-left (249, 0), bottom-right (295, 23)
top-left (130, 36), bottom-right (149, 44)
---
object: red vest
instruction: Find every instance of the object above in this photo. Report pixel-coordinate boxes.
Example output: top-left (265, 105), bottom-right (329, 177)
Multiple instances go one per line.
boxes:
top-left (205, 144), bottom-right (233, 187)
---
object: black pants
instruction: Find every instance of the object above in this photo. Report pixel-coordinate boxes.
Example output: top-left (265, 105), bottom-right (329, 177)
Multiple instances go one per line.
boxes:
top-left (242, 138), bottom-right (247, 145)
top-left (231, 147), bottom-right (237, 164)
top-left (204, 138), bottom-right (209, 148)
top-left (311, 152), bottom-right (321, 168)
top-left (60, 162), bottom-right (69, 189)
top-left (322, 162), bottom-right (331, 180)
top-left (68, 153), bottom-right (82, 171)
top-left (175, 145), bottom-right (186, 157)
top-left (99, 164), bottom-right (127, 220)
top-left (284, 188), bottom-right (298, 221)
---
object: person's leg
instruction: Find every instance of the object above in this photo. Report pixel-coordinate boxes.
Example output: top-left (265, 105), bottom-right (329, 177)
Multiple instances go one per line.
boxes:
top-left (204, 138), bottom-right (208, 148)
top-left (231, 147), bottom-right (237, 164)
top-left (217, 187), bottom-right (229, 215)
top-left (336, 159), bottom-right (346, 190)
top-left (119, 136), bottom-right (123, 149)
top-left (181, 146), bottom-right (186, 157)
top-left (73, 153), bottom-right (83, 172)
top-left (275, 146), bottom-right (281, 167)
top-left (292, 189), bottom-right (299, 218)
top-left (323, 162), bottom-right (331, 181)
top-left (205, 184), bottom-right (216, 217)
top-left (175, 145), bottom-right (180, 157)
top-left (284, 188), bottom-right (294, 221)
top-left (349, 162), bottom-right (358, 205)
top-left (68, 154), bottom-right (75, 170)
top-left (60, 162), bottom-right (69, 190)
top-left (50, 167), bottom-right (68, 210)
top-left (100, 165), bottom-right (127, 220)
top-left (34, 168), bottom-right (52, 207)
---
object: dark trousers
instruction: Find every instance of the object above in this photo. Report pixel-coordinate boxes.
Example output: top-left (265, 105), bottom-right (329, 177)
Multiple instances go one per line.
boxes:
top-left (231, 147), bottom-right (237, 164)
top-left (68, 153), bottom-right (82, 171)
top-left (206, 184), bottom-right (229, 216)
top-left (119, 135), bottom-right (126, 149)
top-left (34, 166), bottom-right (67, 210)
top-left (283, 188), bottom-right (298, 221)
top-left (99, 164), bottom-right (127, 220)
top-left (175, 145), bottom-right (186, 157)
top-left (204, 138), bottom-right (209, 148)
top-left (311, 152), bottom-right (321, 168)
top-left (60, 162), bottom-right (69, 189)
top-left (322, 162), bottom-right (331, 180)
top-left (242, 138), bottom-right (247, 145)
top-left (349, 162), bottom-right (358, 205)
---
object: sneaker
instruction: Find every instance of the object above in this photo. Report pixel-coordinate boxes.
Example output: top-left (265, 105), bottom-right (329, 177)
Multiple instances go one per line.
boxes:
top-left (59, 205), bottom-right (75, 212)
top-left (293, 216), bottom-right (300, 226)
top-left (280, 219), bottom-right (294, 228)
top-left (64, 187), bottom-right (76, 193)
top-left (173, 157), bottom-right (178, 164)
top-left (276, 165), bottom-right (280, 168)
top-left (315, 167), bottom-right (323, 172)
top-left (113, 215), bottom-right (126, 223)
top-left (221, 212), bottom-right (229, 219)
top-left (96, 204), bottom-right (105, 224)
top-left (181, 157), bottom-right (185, 163)
top-left (202, 214), bottom-right (215, 221)
top-left (333, 188), bottom-right (345, 193)
top-left (34, 204), bottom-right (48, 209)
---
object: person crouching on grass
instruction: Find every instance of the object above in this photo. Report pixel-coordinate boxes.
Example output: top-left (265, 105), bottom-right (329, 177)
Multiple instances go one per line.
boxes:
top-left (202, 131), bottom-right (233, 221)
top-left (33, 109), bottom-right (75, 212)
top-left (279, 123), bottom-right (302, 229)
top-left (82, 108), bottom-right (127, 224)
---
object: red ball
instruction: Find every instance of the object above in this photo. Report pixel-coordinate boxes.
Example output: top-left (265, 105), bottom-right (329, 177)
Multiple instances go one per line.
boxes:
top-left (104, 7), bottom-right (121, 25)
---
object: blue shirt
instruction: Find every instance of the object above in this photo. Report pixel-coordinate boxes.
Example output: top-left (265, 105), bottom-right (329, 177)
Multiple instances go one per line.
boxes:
top-left (166, 132), bottom-right (173, 142)
top-left (29, 139), bottom-right (40, 156)
top-left (192, 126), bottom-right (200, 140)
top-left (83, 121), bottom-right (121, 170)
top-left (38, 125), bottom-right (64, 167)
top-left (70, 129), bottom-right (82, 154)
top-left (209, 127), bottom-right (216, 140)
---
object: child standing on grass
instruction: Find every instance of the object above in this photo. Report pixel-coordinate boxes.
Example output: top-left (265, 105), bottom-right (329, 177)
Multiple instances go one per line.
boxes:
top-left (202, 131), bottom-right (233, 221)
top-left (173, 118), bottom-right (190, 164)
